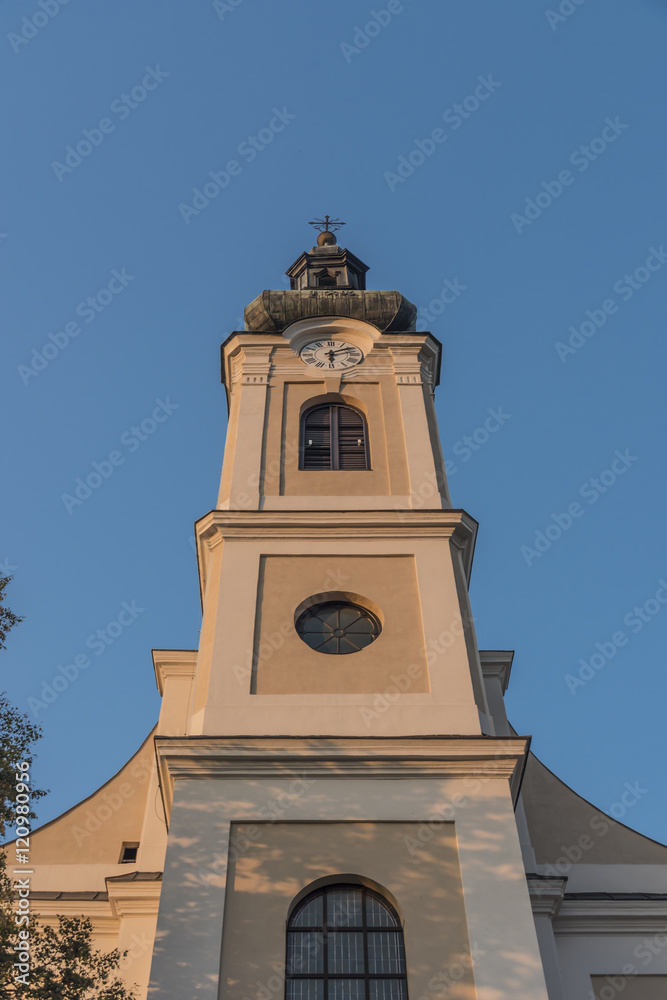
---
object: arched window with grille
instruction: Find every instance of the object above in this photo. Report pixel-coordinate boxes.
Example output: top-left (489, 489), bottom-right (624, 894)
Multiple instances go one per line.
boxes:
top-left (286, 883), bottom-right (408, 1000)
top-left (301, 404), bottom-right (369, 471)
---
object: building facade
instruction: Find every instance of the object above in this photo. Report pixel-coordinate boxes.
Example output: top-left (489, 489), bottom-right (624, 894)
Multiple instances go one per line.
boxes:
top-left (23, 233), bottom-right (667, 999)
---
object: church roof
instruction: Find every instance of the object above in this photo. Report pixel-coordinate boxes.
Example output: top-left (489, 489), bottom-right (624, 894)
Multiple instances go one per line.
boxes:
top-left (243, 288), bottom-right (417, 333)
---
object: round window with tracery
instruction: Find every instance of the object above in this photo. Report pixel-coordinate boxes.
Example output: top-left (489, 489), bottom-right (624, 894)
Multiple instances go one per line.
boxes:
top-left (296, 601), bottom-right (381, 655)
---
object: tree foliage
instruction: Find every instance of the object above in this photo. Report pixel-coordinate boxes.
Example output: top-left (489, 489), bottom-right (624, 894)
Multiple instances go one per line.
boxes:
top-left (6, 916), bottom-right (137, 999)
top-left (0, 695), bottom-right (45, 842)
top-left (0, 850), bottom-right (16, 994)
top-left (0, 575), bottom-right (43, 839)
top-left (0, 577), bottom-right (24, 651)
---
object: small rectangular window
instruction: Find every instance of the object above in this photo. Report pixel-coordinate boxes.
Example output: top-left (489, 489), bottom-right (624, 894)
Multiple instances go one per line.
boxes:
top-left (119, 842), bottom-right (139, 863)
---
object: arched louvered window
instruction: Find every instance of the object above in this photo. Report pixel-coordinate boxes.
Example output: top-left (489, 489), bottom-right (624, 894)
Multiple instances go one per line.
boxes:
top-left (301, 405), bottom-right (369, 471)
top-left (286, 883), bottom-right (408, 1000)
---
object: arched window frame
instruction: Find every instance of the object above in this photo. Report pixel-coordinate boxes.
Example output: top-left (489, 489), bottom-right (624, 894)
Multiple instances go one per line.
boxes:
top-left (285, 882), bottom-right (408, 1000)
top-left (300, 403), bottom-right (370, 471)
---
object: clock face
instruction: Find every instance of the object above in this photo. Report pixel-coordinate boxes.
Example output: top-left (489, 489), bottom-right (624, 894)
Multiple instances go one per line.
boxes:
top-left (299, 339), bottom-right (364, 371)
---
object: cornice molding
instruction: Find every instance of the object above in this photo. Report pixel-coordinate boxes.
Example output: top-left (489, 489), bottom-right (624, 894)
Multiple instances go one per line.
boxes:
top-left (152, 649), bottom-right (198, 696)
top-left (229, 344), bottom-right (273, 388)
top-left (106, 880), bottom-right (162, 920)
top-left (480, 651), bottom-right (515, 694)
top-left (527, 875), bottom-right (567, 918)
top-left (197, 507), bottom-right (476, 536)
top-left (194, 508), bottom-right (478, 601)
top-left (219, 330), bottom-right (442, 390)
top-left (154, 735), bottom-right (529, 826)
top-left (28, 899), bottom-right (118, 931)
top-left (554, 897), bottom-right (667, 934)
top-left (389, 341), bottom-right (438, 388)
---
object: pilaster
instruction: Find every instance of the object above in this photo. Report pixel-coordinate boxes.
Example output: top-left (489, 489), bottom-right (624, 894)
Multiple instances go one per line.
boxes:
top-left (527, 875), bottom-right (567, 1000)
top-left (107, 875), bottom-right (162, 998)
top-left (390, 340), bottom-right (449, 507)
top-left (217, 342), bottom-right (273, 510)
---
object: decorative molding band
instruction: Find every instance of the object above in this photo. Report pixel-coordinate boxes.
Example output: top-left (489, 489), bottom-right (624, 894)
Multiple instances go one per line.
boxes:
top-left (527, 876), bottom-right (567, 918)
top-left (390, 343), bottom-right (437, 387)
top-left (554, 898), bottom-right (667, 935)
top-left (106, 881), bottom-right (162, 920)
top-left (480, 651), bottom-right (515, 694)
top-left (219, 330), bottom-right (443, 392)
top-left (195, 509), bottom-right (477, 542)
top-left (29, 893), bottom-right (111, 905)
top-left (194, 508), bottom-right (478, 600)
top-left (152, 649), bottom-right (198, 695)
top-left (229, 345), bottom-right (274, 388)
top-left (154, 735), bottom-right (529, 826)
top-left (28, 899), bottom-right (118, 931)
top-left (108, 897), bottom-right (161, 920)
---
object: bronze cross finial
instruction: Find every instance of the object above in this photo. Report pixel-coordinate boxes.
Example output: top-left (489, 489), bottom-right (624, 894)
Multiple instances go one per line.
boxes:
top-left (308, 215), bottom-right (346, 234)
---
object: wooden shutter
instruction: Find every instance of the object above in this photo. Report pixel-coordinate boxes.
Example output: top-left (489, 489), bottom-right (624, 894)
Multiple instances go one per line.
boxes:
top-left (336, 406), bottom-right (367, 470)
top-left (302, 406), bottom-right (332, 469)
top-left (301, 405), bottom-right (369, 470)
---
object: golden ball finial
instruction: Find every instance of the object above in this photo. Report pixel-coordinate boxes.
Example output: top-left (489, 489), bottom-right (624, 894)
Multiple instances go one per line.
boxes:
top-left (317, 230), bottom-right (337, 247)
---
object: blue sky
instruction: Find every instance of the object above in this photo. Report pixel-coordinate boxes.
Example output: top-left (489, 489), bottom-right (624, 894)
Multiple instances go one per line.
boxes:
top-left (2, 0), bottom-right (667, 843)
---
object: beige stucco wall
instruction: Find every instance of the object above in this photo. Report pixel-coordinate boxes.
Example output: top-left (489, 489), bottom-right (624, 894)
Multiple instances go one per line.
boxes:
top-left (557, 931), bottom-right (667, 1000)
top-left (277, 380), bottom-right (397, 499)
top-left (24, 732), bottom-right (156, 871)
top-left (522, 754), bottom-right (667, 866)
top-left (148, 755), bottom-right (549, 1000)
top-left (6, 732), bottom-right (166, 1000)
top-left (217, 326), bottom-right (449, 512)
top-left (220, 822), bottom-right (476, 1000)
top-left (268, 372), bottom-right (426, 502)
top-left (253, 554), bottom-right (428, 694)
top-left (190, 515), bottom-right (487, 737)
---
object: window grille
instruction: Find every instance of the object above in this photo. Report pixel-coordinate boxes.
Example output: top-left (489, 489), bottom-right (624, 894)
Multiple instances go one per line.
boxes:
top-left (286, 884), bottom-right (408, 1000)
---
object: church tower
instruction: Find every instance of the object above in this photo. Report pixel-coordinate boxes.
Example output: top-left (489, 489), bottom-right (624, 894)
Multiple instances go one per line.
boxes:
top-left (147, 223), bottom-right (550, 1000)
top-left (23, 225), bottom-right (667, 1000)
